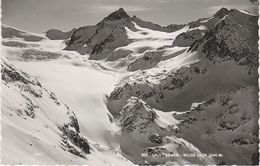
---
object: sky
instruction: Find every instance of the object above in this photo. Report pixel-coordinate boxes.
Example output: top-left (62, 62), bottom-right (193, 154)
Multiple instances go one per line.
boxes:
top-left (1, 0), bottom-right (258, 33)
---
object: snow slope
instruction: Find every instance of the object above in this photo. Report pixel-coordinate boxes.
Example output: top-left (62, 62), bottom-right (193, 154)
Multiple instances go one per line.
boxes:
top-left (1, 26), bottom-right (132, 165)
top-left (100, 22), bottom-right (189, 72)
top-left (13, 59), bottom-right (118, 146)
top-left (2, 58), bottom-right (89, 164)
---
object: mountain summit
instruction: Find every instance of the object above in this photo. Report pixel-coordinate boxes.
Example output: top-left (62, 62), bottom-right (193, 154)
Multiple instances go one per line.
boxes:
top-left (64, 8), bottom-right (187, 60)
top-left (214, 7), bottom-right (229, 18)
top-left (104, 8), bottom-right (130, 21)
top-left (65, 8), bottom-right (136, 59)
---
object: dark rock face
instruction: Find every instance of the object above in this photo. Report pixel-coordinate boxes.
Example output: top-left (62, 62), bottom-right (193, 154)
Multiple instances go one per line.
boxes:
top-left (189, 9), bottom-right (258, 73)
top-left (90, 33), bottom-right (115, 55)
top-left (165, 24), bottom-right (186, 32)
top-left (104, 8), bottom-right (131, 21)
top-left (90, 29), bottom-right (132, 60)
top-left (114, 97), bottom-right (158, 134)
top-left (148, 134), bottom-right (163, 144)
top-left (202, 21), bottom-right (254, 60)
top-left (60, 126), bottom-right (90, 157)
top-left (173, 8), bottom-right (236, 48)
top-left (188, 8), bottom-right (229, 30)
top-left (180, 7), bottom-right (258, 51)
top-left (2, 62), bottom-right (32, 85)
top-left (214, 8), bottom-right (229, 18)
top-left (69, 113), bottom-right (80, 133)
top-left (65, 26), bottom-right (94, 51)
top-left (2, 60), bottom-right (43, 99)
top-left (172, 29), bottom-right (203, 47)
top-left (45, 29), bottom-right (74, 40)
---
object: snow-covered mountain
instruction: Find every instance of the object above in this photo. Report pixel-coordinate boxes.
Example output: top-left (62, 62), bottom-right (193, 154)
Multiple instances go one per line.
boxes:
top-left (2, 57), bottom-right (90, 164)
top-left (1, 7), bottom-right (259, 165)
top-left (106, 8), bottom-right (259, 165)
top-left (64, 8), bottom-right (189, 62)
top-left (64, 8), bottom-right (136, 59)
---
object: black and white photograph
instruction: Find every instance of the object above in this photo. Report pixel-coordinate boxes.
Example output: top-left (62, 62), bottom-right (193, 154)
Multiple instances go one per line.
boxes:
top-left (1, 0), bottom-right (259, 165)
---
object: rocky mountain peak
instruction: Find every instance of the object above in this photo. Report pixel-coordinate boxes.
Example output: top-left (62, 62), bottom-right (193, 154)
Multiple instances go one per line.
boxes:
top-left (188, 9), bottom-right (258, 70)
top-left (104, 8), bottom-right (130, 21)
top-left (132, 15), bottom-right (137, 19)
top-left (214, 7), bottom-right (229, 18)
